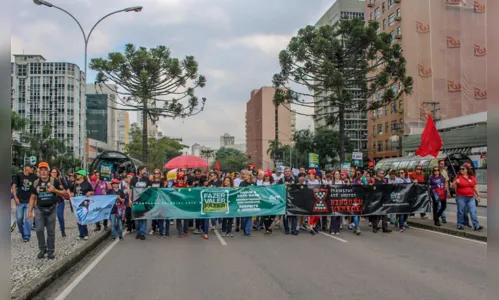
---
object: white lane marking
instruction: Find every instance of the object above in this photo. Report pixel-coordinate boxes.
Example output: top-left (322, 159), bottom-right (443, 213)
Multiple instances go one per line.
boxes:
top-left (410, 227), bottom-right (487, 245)
top-left (54, 232), bottom-right (125, 300)
top-left (214, 229), bottom-right (227, 246)
top-left (319, 231), bottom-right (348, 243)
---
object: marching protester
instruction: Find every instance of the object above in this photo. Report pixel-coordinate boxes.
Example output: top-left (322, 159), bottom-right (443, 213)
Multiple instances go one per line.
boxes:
top-left (149, 168), bottom-right (169, 237)
top-left (371, 169), bottom-right (392, 233)
top-left (71, 170), bottom-right (94, 240)
top-left (50, 168), bottom-right (70, 237)
top-left (28, 162), bottom-right (65, 259)
top-left (452, 163), bottom-right (483, 231)
top-left (221, 175), bottom-right (235, 237)
top-left (131, 166), bottom-right (150, 240)
top-left (330, 171), bottom-right (345, 235)
top-left (13, 163), bottom-right (37, 242)
top-left (123, 173), bottom-right (135, 234)
top-left (396, 168), bottom-right (412, 232)
top-left (238, 171), bottom-right (253, 237)
top-left (92, 172), bottom-right (110, 232)
top-left (429, 166), bottom-right (447, 227)
top-left (174, 173), bottom-right (189, 238)
top-left (279, 168), bottom-right (298, 235)
top-left (107, 179), bottom-right (125, 240)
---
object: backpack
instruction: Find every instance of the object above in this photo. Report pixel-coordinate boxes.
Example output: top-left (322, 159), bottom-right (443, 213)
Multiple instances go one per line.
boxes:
top-left (34, 177), bottom-right (55, 192)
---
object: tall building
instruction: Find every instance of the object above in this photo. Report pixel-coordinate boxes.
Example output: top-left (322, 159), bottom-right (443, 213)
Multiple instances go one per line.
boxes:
top-left (313, 0), bottom-right (368, 153)
top-left (85, 84), bottom-right (118, 146)
top-left (245, 87), bottom-right (296, 170)
top-left (366, 0), bottom-right (489, 162)
top-left (10, 54), bottom-right (85, 159)
top-left (220, 133), bottom-right (235, 147)
top-left (116, 110), bottom-right (129, 152)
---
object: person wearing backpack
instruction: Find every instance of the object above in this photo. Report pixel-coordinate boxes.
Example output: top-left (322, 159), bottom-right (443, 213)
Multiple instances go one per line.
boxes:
top-left (28, 162), bottom-right (65, 259)
top-left (107, 179), bottom-right (125, 240)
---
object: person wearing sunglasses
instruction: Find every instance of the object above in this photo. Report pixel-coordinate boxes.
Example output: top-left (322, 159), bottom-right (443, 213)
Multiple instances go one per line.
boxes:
top-left (452, 164), bottom-right (483, 231)
top-left (429, 167), bottom-right (447, 226)
top-left (410, 166), bottom-right (430, 219)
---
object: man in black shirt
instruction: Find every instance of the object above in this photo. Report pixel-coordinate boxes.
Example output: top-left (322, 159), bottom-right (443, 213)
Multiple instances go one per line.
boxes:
top-left (13, 164), bottom-right (37, 242)
top-left (28, 162), bottom-right (64, 259)
top-left (278, 168), bottom-right (299, 235)
top-left (131, 166), bottom-right (150, 240)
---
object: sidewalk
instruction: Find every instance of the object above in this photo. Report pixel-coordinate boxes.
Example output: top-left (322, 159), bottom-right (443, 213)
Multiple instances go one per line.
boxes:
top-left (407, 214), bottom-right (487, 242)
top-left (11, 201), bottom-right (110, 299)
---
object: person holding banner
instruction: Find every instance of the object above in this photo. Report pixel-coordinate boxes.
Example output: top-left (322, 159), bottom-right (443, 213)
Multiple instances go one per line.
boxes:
top-left (238, 172), bottom-right (253, 237)
top-left (371, 170), bottom-right (392, 233)
top-left (107, 179), bottom-right (125, 240)
top-left (278, 168), bottom-right (298, 235)
top-left (71, 170), bottom-right (94, 240)
top-left (396, 169), bottom-right (412, 232)
top-left (221, 176), bottom-right (235, 237)
top-left (174, 173), bottom-right (189, 238)
top-left (330, 171), bottom-right (345, 235)
top-left (150, 169), bottom-right (169, 238)
top-left (92, 172), bottom-right (110, 232)
top-left (131, 166), bottom-right (150, 240)
top-left (306, 169), bottom-right (321, 235)
top-left (28, 162), bottom-right (65, 259)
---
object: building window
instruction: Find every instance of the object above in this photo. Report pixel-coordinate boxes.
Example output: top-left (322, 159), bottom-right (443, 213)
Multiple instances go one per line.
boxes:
top-left (386, 140), bottom-right (390, 151)
top-left (385, 105), bottom-right (389, 116)
top-left (377, 124), bottom-right (383, 135)
top-left (377, 107), bottom-right (382, 118)
top-left (372, 125), bottom-right (376, 135)
top-left (391, 120), bottom-right (397, 131)
top-left (377, 141), bottom-right (383, 152)
top-left (389, 0), bottom-right (394, 7)
top-left (399, 100), bottom-right (403, 111)
top-left (397, 8), bottom-right (401, 17)
top-left (382, 2), bottom-right (386, 13)
top-left (390, 30), bottom-right (396, 41)
top-left (375, 8), bottom-right (380, 19)
top-left (389, 13), bottom-right (395, 26)
top-left (391, 84), bottom-right (398, 95)
top-left (377, 90), bottom-right (382, 100)
top-left (391, 103), bottom-right (396, 114)
top-left (385, 122), bottom-right (389, 133)
top-left (370, 12), bottom-right (373, 20)
top-left (399, 119), bottom-right (404, 132)
top-left (383, 19), bottom-right (386, 30)
top-left (397, 26), bottom-right (401, 36)
top-left (17, 64), bottom-right (27, 77)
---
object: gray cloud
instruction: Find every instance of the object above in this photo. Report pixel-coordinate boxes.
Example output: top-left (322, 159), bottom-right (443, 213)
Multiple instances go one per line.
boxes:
top-left (12, 0), bottom-right (330, 149)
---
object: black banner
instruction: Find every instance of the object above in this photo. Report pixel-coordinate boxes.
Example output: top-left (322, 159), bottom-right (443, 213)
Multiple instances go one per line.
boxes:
top-left (286, 183), bottom-right (430, 216)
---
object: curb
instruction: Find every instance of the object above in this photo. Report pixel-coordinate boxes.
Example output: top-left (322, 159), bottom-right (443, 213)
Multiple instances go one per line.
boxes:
top-left (11, 230), bottom-right (111, 300)
top-left (407, 221), bottom-right (487, 242)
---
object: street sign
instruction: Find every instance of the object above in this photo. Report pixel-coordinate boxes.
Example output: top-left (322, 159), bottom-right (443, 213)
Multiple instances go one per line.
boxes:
top-left (30, 156), bottom-right (37, 165)
top-left (308, 153), bottom-right (319, 168)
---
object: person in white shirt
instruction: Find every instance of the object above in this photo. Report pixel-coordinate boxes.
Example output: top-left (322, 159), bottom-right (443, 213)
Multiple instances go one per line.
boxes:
top-left (272, 167), bottom-right (284, 182)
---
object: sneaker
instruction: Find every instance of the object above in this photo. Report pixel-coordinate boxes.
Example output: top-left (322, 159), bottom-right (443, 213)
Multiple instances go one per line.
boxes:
top-left (47, 253), bottom-right (55, 260)
top-left (235, 227), bottom-right (240, 232)
top-left (421, 215), bottom-right (428, 219)
top-left (37, 250), bottom-right (46, 259)
top-left (61, 231), bottom-right (66, 238)
top-left (355, 229), bottom-right (361, 235)
top-left (457, 226), bottom-right (464, 230)
top-left (83, 236), bottom-right (89, 240)
top-left (400, 227), bottom-right (405, 232)
top-left (23, 239), bottom-right (29, 243)
top-left (394, 220), bottom-right (399, 227)
top-left (210, 225), bottom-right (215, 231)
top-left (284, 231), bottom-right (290, 235)
top-left (229, 233), bottom-right (234, 237)
top-left (309, 230), bottom-right (315, 235)
top-left (149, 230), bottom-right (154, 235)
top-left (442, 219), bottom-right (447, 224)
top-left (434, 221), bottom-right (441, 226)
top-left (404, 223), bottom-right (410, 228)
top-left (193, 229), bottom-right (201, 234)
top-left (159, 234), bottom-right (164, 238)
top-left (140, 235), bottom-right (146, 240)
top-left (465, 224), bottom-right (472, 228)
top-left (382, 228), bottom-right (392, 233)
top-left (474, 225), bottom-right (484, 231)
top-left (348, 224), bottom-right (354, 230)
top-left (119, 237), bottom-right (123, 240)
top-left (368, 222), bottom-right (372, 227)
top-left (222, 233), bottom-right (226, 237)
top-left (291, 231), bottom-right (299, 235)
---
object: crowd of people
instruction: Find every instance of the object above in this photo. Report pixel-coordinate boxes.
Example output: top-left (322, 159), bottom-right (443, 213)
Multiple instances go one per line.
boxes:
top-left (12, 159), bottom-right (483, 260)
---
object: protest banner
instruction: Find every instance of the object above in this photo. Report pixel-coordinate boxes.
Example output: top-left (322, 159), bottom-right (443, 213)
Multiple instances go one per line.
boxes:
top-left (71, 195), bottom-right (117, 225)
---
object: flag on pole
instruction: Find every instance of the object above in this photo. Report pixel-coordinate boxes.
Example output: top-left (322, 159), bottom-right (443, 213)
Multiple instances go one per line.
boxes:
top-left (415, 115), bottom-right (442, 157)
top-left (215, 160), bottom-right (220, 171)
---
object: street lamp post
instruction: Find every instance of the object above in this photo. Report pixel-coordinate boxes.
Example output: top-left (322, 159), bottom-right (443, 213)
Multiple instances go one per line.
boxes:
top-left (33, 0), bottom-right (142, 171)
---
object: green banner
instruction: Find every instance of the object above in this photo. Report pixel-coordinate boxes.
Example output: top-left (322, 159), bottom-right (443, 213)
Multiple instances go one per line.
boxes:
top-left (131, 185), bottom-right (287, 220)
top-left (308, 152), bottom-right (319, 168)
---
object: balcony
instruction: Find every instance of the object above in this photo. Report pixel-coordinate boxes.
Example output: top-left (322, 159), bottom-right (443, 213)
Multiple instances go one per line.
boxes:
top-left (395, 34), bottom-right (402, 39)
top-left (395, 16), bottom-right (401, 21)
top-left (367, 3), bottom-right (373, 7)
top-left (394, 0), bottom-right (400, 3)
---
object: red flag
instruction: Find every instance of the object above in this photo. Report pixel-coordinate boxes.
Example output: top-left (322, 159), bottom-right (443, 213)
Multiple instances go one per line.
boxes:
top-left (215, 160), bottom-right (220, 171)
top-left (415, 115), bottom-right (442, 157)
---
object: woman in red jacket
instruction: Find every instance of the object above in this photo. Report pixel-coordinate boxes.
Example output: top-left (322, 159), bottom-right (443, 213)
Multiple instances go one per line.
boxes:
top-left (452, 163), bottom-right (483, 231)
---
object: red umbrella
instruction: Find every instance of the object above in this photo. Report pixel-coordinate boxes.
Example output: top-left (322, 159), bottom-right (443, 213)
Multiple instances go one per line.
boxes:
top-left (164, 155), bottom-right (209, 169)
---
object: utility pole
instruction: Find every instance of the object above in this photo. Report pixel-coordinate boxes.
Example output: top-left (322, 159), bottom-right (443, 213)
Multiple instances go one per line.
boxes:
top-left (423, 101), bottom-right (441, 122)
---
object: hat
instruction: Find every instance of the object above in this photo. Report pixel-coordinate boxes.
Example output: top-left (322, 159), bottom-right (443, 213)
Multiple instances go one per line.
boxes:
top-left (276, 166), bottom-right (283, 173)
top-left (368, 162), bottom-right (374, 167)
top-left (341, 170), bottom-right (348, 175)
top-left (76, 170), bottom-right (87, 177)
top-left (177, 173), bottom-right (185, 180)
top-left (307, 169), bottom-right (316, 175)
top-left (128, 172), bottom-right (135, 177)
top-left (264, 171), bottom-right (272, 177)
top-left (90, 175), bottom-right (97, 182)
top-left (316, 170), bottom-right (323, 177)
top-left (111, 179), bottom-right (120, 184)
top-left (38, 161), bottom-right (49, 169)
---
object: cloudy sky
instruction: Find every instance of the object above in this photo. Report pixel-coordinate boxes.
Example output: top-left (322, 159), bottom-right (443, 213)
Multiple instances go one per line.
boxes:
top-left (12, 0), bottom-right (332, 149)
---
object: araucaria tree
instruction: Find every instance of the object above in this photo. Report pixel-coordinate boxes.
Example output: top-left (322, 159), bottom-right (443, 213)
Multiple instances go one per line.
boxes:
top-left (273, 19), bottom-right (413, 162)
top-left (90, 44), bottom-right (207, 162)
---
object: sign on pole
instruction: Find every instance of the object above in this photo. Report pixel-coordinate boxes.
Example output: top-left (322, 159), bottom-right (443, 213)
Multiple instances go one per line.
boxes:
top-left (308, 153), bottom-right (319, 168)
top-left (352, 152), bottom-right (363, 167)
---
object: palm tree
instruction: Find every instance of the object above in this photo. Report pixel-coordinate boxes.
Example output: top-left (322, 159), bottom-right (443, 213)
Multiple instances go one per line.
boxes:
top-left (267, 140), bottom-right (282, 167)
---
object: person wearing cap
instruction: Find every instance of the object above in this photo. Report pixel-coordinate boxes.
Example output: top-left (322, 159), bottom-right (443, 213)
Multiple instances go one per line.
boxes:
top-left (107, 179), bottom-right (126, 240)
top-left (71, 169), bottom-right (94, 240)
top-left (278, 168), bottom-right (299, 235)
top-left (367, 162), bottom-right (375, 176)
top-left (13, 163), bottom-right (37, 242)
top-left (130, 166), bottom-right (150, 240)
top-left (123, 172), bottom-right (135, 233)
top-left (28, 162), bottom-right (65, 259)
top-left (173, 173), bottom-right (189, 237)
top-left (272, 166), bottom-right (284, 182)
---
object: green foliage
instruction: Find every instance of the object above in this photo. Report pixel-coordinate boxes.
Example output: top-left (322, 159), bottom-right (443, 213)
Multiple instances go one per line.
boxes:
top-left (29, 123), bottom-right (66, 163)
top-left (213, 147), bottom-right (249, 172)
top-left (90, 43), bottom-right (207, 162)
top-left (273, 19), bottom-right (413, 161)
top-left (125, 126), bottom-right (187, 170)
top-left (266, 140), bottom-right (282, 166)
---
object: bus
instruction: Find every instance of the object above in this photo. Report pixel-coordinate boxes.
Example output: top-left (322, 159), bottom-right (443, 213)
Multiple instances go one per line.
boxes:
top-left (89, 151), bottom-right (145, 181)
top-left (374, 153), bottom-right (473, 196)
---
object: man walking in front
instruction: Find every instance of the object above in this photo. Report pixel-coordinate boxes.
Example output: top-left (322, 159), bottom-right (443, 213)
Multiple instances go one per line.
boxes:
top-left (13, 164), bottom-right (37, 242)
top-left (28, 162), bottom-right (64, 259)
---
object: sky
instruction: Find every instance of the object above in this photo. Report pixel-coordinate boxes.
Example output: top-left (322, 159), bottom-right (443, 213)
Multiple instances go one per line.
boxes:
top-left (11, 0), bottom-right (333, 149)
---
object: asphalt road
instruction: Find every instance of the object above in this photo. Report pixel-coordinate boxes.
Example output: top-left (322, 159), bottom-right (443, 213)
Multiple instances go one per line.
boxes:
top-left (36, 219), bottom-right (486, 300)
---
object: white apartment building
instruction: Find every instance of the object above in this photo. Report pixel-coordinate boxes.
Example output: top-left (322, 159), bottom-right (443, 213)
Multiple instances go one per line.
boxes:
top-left (11, 54), bottom-right (86, 159)
top-left (313, 0), bottom-right (368, 152)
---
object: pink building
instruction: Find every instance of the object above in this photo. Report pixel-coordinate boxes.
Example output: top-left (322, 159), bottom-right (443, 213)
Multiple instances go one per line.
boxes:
top-left (245, 87), bottom-right (296, 170)
top-left (366, 0), bottom-right (489, 161)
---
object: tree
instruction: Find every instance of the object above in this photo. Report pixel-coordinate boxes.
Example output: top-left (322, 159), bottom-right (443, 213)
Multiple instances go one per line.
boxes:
top-left (266, 140), bottom-right (283, 167)
top-left (125, 126), bottom-right (187, 170)
top-left (29, 123), bottom-right (66, 163)
top-left (11, 111), bottom-right (30, 159)
top-left (90, 44), bottom-right (207, 162)
top-left (213, 147), bottom-right (249, 172)
top-left (273, 19), bottom-right (413, 162)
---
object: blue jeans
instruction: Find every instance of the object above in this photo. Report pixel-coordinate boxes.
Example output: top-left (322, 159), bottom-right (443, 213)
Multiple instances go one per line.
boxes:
top-left (135, 220), bottom-right (147, 236)
top-left (398, 214), bottom-right (408, 229)
top-left (203, 219), bottom-right (210, 235)
top-left (57, 201), bottom-right (65, 233)
top-left (437, 200), bottom-right (446, 221)
top-left (456, 196), bottom-right (479, 228)
top-left (241, 217), bottom-right (252, 235)
top-left (283, 215), bottom-right (298, 233)
top-left (16, 203), bottom-right (32, 240)
top-left (110, 214), bottom-right (123, 238)
top-left (353, 216), bottom-right (360, 229)
top-left (158, 219), bottom-right (170, 236)
top-left (78, 223), bottom-right (88, 238)
top-left (211, 218), bottom-right (222, 227)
